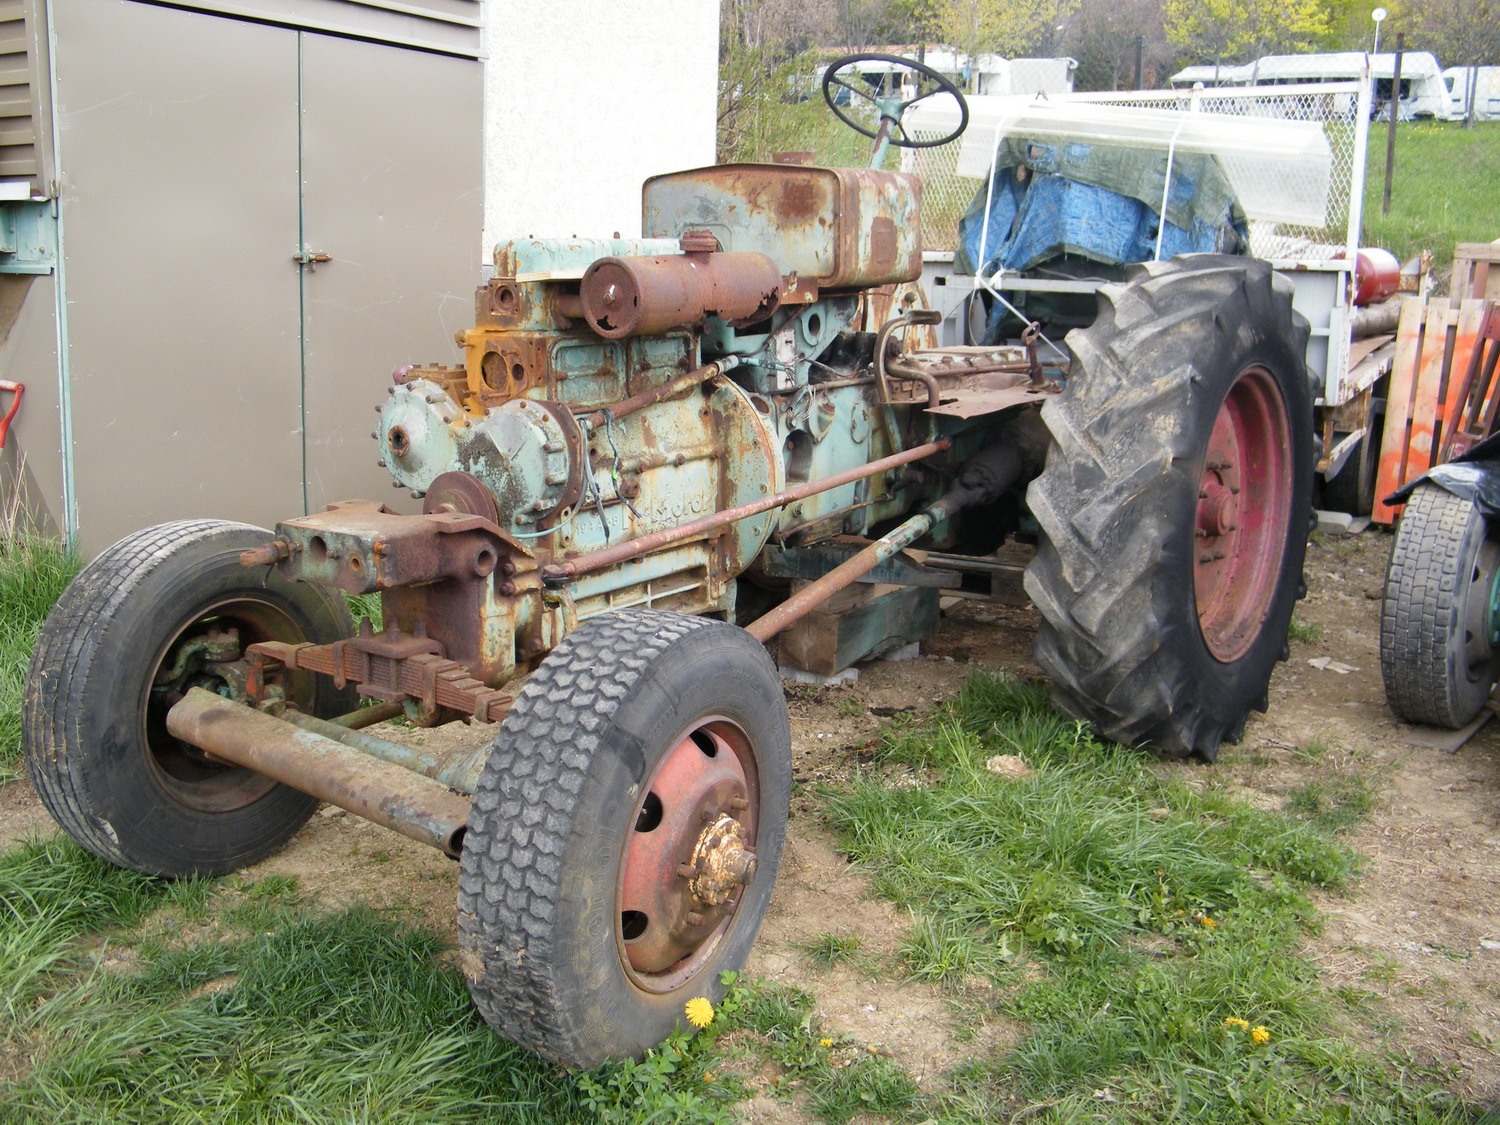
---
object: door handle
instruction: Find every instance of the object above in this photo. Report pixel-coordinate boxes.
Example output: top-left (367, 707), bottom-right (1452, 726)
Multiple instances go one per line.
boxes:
top-left (292, 251), bottom-right (333, 271)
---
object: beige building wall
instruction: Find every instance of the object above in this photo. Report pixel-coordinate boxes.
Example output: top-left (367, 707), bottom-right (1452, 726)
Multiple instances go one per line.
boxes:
top-left (482, 0), bottom-right (721, 248)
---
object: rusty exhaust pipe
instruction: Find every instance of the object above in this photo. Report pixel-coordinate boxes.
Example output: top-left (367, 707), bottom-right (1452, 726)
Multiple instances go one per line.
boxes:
top-left (166, 688), bottom-right (470, 857)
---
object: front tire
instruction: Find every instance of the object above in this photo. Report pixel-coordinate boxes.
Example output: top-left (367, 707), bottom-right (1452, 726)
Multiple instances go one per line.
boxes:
top-left (23, 520), bottom-right (357, 876)
top-left (457, 610), bottom-right (791, 1069)
top-left (1024, 256), bottom-right (1315, 759)
top-left (1381, 484), bottom-right (1500, 727)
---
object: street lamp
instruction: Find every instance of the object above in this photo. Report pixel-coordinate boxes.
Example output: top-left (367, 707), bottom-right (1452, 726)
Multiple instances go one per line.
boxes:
top-left (1372, 8), bottom-right (1388, 56)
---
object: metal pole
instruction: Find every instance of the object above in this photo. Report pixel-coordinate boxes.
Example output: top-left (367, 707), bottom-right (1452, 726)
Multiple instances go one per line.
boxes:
top-left (1134, 35), bottom-right (1144, 91)
top-left (744, 493), bottom-right (966, 643)
top-left (166, 688), bottom-right (471, 856)
top-left (1382, 34), bottom-right (1403, 215)
top-left (542, 438), bottom-right (952, 581)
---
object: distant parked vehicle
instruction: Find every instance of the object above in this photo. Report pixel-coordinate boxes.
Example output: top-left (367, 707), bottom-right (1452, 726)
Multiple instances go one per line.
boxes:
top-left (1172, 52), bottom-right (1459, 122)
top-left (1444, 65), bottom-right (1500, 122)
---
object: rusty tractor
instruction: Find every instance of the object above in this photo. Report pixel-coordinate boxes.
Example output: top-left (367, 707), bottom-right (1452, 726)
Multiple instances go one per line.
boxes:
top-left (23, 55), bottom-right (1313, 1067)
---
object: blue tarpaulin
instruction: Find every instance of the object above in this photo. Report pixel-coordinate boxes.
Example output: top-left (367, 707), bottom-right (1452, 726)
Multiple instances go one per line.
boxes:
top-left (953, 136), bottom-right (1248, 276)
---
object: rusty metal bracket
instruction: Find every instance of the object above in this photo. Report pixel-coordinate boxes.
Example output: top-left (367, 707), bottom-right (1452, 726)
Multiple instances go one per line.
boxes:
top-left (248, 636), bottom-right (513, 724)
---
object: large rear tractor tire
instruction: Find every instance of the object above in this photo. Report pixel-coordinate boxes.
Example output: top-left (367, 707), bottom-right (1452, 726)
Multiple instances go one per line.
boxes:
top-left (1380, 483), bottom-right (1500, 728)
top-left (457, 610), bottom-right (791, 1069)
top-left (1024, 256), bottom-right (1315, 759)
top-left (23, 520), bottom-right (358, 876)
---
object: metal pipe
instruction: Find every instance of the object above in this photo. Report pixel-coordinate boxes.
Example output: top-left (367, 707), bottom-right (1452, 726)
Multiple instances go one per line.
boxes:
top-left (285, 710), bottom-right (443, 776)
top-left (886, 356), bottom-right (942, 409)
top-left (287, 710), bottom-right (492, 795)
top-left (745, 493), bottom-right (966, 642)
top-left (543, 438), bottom-right (952, 581)
top-left (166, 688), bottom-right (470, 857)
top-left (579, 357), bottom-right (740, 431)
top-left (327, 700), bottom-right (405, 729)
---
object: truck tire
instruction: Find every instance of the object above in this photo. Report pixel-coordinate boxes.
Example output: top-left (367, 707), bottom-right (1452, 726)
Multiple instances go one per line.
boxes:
top-left (458, 610), bottom-right (791, 1069)
top-left (1024, 256), bottom-right (1314, 759)
top-left (23, 520), bottom-right (357, 876)
top-left (1380, 483), bottom-right (1500, 727)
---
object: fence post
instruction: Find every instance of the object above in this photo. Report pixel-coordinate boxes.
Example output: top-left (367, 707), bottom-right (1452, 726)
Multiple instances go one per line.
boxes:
top-left (1382, 34), bottom-right (1403, 215)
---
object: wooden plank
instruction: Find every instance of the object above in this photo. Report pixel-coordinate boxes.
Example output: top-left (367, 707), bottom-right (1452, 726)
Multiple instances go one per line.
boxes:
top-left (1374, 298), bottom-right (1492, 524)
top-left (778, 583), bottom-right (940, 677)
top-left (1373, 297), bottom-right (1429, 523)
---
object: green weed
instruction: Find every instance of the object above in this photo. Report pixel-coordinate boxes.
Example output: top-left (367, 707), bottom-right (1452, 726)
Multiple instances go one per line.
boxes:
top-left (0, 535), bottom-right (78, 770)
top-left (796, 931), bottom-right (864, 970)
top-left (1288, 616), bottom-right (1325, 644)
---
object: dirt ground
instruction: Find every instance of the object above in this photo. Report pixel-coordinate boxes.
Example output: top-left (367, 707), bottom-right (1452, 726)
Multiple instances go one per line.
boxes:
top-left (2, 525), bottom-right (1497, 1113)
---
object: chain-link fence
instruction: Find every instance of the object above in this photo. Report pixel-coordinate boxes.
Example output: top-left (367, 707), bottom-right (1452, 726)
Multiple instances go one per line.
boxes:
top-left (903, 80), bottom-right (1371, 264)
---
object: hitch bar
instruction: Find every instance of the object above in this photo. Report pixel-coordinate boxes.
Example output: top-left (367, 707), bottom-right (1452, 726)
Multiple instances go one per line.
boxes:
top-left (166, 688), bottom-right (470, 857)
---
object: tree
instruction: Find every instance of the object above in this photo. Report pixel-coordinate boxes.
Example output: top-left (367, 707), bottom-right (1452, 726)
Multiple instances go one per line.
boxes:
top-left (1408, 0), bottom-right (1500, 124)
top-left (923, 0), bottom-right (1067, 80)
top-left (1162, 0), bottom-right (1330, 68)
top-left (1067, 0), bottom-right (1169, 90)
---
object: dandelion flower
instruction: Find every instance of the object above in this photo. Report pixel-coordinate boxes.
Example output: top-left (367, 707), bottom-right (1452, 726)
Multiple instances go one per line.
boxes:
top-left (819, 1037), bottom-right (834, 1048)
top-left (684, 997), bottom-right (715, 1029)
top-left (1251, 1025), bottom-right (1270, 1045)
top-left (1199, 915), bottom-right (1218, 929)
top-left (1223, 1017), bottom-right (1250, 1031)
top-left (703, 1072), bottom-right (714, 1083)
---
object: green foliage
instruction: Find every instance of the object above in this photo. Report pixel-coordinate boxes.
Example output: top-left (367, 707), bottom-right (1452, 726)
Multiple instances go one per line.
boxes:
top-left (0, 535), bottom-right (78, 769)
top-left (1162, 0), bottom-right (1330, 64)
top-left (921, 0), bottom-right (1060, 70)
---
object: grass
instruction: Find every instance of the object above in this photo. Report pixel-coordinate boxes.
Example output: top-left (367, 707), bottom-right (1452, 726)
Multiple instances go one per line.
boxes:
top-left (819, 672), bottom-right (1468, 1122)
top-left (1362, 121), bottom-right (1500, 271)
top-left (1289, 616), bottom-right (1325, 644)
top-left (0, 839), bottom-right (931, 1123)
top-left (0, 535), bottom-right (78, 774)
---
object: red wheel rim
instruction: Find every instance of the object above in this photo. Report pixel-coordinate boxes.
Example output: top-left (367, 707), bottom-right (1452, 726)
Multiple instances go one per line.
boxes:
top-left (1193, 366), bottom-right (1293, 662)
top-left (616, 718), bottom-right (761, 993)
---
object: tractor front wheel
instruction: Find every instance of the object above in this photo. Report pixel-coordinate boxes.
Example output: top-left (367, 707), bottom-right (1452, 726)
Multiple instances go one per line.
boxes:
top-left (23, 520), bottom-right (358, 876)
top-left (457, 610), bottom-right (791, 1069)
top-left (1024, 256), bottom-right (1315, 759)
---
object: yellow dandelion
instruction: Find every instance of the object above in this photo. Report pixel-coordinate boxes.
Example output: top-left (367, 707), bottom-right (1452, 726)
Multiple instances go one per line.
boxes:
top-left (1199, 914), bottom-right (1218, 929)
top-left (1251, 1026), bottom-right (1270, 1045)
top-left (703, 1072), bottom-right (714, 1083)
top-left (819, 1037), bottom-right (834, 1048)
top-left (1223, 1017), bottom-right (1250, 1031)
top-left (684, 996), bottom-right (715, 1029)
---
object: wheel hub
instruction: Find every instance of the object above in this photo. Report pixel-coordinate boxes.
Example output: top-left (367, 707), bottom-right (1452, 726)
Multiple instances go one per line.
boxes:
top-left (687, 813), bottom-right (758, 906)
top-left (1193, 366), bottom-right (1293, 663)
top-left (618, 723), bottom-right (757, 986)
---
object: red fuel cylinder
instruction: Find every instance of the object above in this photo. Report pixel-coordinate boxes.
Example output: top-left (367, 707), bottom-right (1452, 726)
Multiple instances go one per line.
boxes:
top-left (580, 251), bottom-right (781, 338)
top-left (1353, 247), bottom-right (1401, 306)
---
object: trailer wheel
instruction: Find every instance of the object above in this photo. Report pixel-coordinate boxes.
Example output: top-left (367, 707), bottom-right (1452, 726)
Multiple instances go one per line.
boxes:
top-left (1024, 256), bottom-right (1315, 759)
top-left (1381, 484), bottom-right (1500, 727)
top-left (458, 610), bottom-right (791, 1069)
top-left (23, 520), bottom-right (357, 876)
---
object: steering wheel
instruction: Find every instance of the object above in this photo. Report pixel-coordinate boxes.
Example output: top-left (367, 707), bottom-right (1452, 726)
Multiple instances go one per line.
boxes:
top-left (821, 53), bottom-right (969, 149)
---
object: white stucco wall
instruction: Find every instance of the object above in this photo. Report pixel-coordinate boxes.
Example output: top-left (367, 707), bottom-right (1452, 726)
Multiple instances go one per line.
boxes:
top-left (482, 1), bottom-right (720, 254)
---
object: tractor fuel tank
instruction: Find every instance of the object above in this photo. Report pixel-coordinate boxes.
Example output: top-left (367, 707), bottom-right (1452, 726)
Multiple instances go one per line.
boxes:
top-left (642, 164), bottom-right (922, 291)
